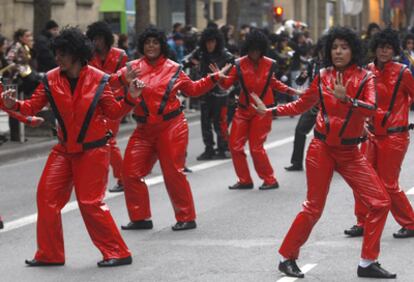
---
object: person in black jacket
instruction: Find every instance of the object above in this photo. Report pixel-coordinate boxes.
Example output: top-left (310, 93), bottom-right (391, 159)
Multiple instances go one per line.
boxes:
top-left (185, 27), bottom-right (235, 160)
top-left (33, 20), bottom-right (59, 72)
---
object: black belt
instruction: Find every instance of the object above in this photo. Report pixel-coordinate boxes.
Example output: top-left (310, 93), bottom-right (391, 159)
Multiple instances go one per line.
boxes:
top-left (314, 130), bottom-right (366, 145)
top-left (133, 107), bottom-right (183, 123)
top-left (82, 132), bottom-right (113, 150)
top-left (368, 124), bottom-right (414, 134)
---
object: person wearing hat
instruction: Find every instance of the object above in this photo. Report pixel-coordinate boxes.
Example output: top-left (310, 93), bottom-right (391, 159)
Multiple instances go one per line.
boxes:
top-left (33, 20), bottom-right (59, 73)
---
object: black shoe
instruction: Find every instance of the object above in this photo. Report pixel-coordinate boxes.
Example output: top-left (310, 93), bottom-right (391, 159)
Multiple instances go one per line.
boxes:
top-left (284, 165), bottom-right (303, 171)
top-left (259, 182), bottom-right (279, 190)
top-left (393, 227), bottom-right (414, 238)
top-left (196, 150), bottom-right (214, 161)
top-left (109, 183), bottom-right (124, 193)
top-left (357, 262), bottom-right (396, 278)
top-left (97, 256), bottom-right (132, 267)
top-left (0, 217), bottom-right (3, 229)
top-left (183, 166), bottom-right (193, 174)
top-left (278, 260), bottom-right (304, 278)
top-left (212, 150), bottom-right (231, 160)
top-left (228, 182), bottom-right (254, 190)
top-left (25, 259), bottom-right (64, 267)
top-left (171, 221), bottom-right (197, 231)
top-left (121, 220), bottom-right (153, 230)
top-left (344, 225), bottom-right (364, 237)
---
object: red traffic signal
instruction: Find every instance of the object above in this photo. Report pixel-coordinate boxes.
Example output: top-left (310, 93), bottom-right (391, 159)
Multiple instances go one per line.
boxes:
top-left (273, 6), bottom-right (284, 22)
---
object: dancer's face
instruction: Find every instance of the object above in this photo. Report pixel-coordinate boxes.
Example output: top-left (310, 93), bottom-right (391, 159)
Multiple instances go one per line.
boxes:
top-left (248, 50), bottom-right (261, 62)
top-left (55, 50), bottom-right (74, 71)
top-left (143, 37), bottom-right (161, 60)
top-left (376, 44), bottom-right (394, 64)
top-left (331, 39), bottom-right (352, 69)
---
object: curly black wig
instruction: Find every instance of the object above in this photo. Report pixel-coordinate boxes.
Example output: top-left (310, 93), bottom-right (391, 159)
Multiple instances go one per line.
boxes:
top-left (86, 21), bottom-right (114, 48)
top-left (137, 26), bottom-right (169, 58)
top-left (199, 27), bottom-right (224, 54)
top-left (242, 28), bottom-right (268, 56)
top-left (366, 22), bottom-right (381, 38)
top-left (324, 27), bottom-right (363, 67)
top-left (370, 27), bottom-right (400, 55)
top-left (402, 33), bottom-right (414, 49)
top-left (52, 27), bottom-right (93, 64)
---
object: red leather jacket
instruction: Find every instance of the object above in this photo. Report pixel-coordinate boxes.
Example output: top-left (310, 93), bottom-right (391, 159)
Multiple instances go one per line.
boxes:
top-left (89, 47), bottom-right (128, 99)
top-left (0, 82), bottom-right (36, 125)
top-left (110, 55), bottom-right (218, 124)
top-left (15, 65), bottom-right (137, 153)
top-left (220, 56), bottom-right (295, 110)
top-left (366, 61), bottom-right (414, 135)
top-left (276, 65), bottom-right (376, 146)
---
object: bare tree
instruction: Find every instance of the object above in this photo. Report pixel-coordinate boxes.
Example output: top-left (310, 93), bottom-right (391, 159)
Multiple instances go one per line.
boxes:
top-left (135, 0), bottom-right (150, 36)
top-left (33, 0), bottom-right (52, 36)
top-left (226, 0), bottom-right (240, 40)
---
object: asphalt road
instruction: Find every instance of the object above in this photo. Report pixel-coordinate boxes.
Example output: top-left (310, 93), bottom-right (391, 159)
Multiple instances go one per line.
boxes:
top-left (1, 113), bottom-right (414, 282)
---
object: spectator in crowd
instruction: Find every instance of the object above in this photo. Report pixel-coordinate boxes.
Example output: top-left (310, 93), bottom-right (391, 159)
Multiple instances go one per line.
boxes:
top-left (168, 32), bottom-right (185, 63)
top-left (361, 22), bottom-right (380, 65)
top-left (400, 33), bottom-right (414, 75)
top-left (118, 33), bottom-right (131, 58)
top-left (33, 20), bottom-right (59, 73)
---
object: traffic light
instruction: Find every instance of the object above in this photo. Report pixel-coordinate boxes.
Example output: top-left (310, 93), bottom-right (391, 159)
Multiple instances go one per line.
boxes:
top-left (273, 6), bottom-right (284, 23)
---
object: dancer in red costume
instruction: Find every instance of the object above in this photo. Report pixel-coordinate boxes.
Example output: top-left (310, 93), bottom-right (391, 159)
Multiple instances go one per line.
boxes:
top-left (344, 28), bottom-right (414, 239)
top-left (110, 27), bottom-right (231, 231)
top-left (1, 27), bottom-right (144, 267)
top-left (216, 29), bottom-right (301, 190)
top-left (87, 21), bottom-right (128, 193)
top-left (252, 27), bottom-right (395, 279)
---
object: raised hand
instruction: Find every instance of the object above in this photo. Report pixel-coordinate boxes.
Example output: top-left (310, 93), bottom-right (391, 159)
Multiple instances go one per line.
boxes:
top-left (29, 116), bottom-right (45, 127)
top-left (1, 89), bottom-right (17, 109)
top-left (326, 72), bottom-right (350, 102)
top-left (125, 66), bottom-right (141, 84)
top-left (209, 63), bottom-right (233, 79)
top-left (250, 93), bottom-right (267, 116)
top-left (129, 78), bottom-right (145, 99)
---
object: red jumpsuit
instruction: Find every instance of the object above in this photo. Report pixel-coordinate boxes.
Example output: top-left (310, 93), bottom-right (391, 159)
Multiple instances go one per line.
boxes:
top-left (89, 47), bottom-right (128, 185)
top-left (14, 65), bottom-right (135, 263)
top-left (352, 62), bottom-right (414, 229)
top-left (219, 56), bottom-right (296, 185)
top-left (277, 65), bottom-right (390, 261)
top-left (110, 56), bottom-right (219, 223)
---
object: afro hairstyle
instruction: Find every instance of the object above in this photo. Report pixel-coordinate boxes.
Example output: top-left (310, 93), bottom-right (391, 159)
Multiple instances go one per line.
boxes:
top-left (370, 27), bottom-right (400, 55)
top-left (137, 26), bottom-right (169, 58)
top-left (199, 27), bottom-right (225, 54)
top-left (52, 27), bottom-right (93, 64)
top-left (324, 26), bottom-right (363, 67)
top-left (86, 21), bottom-right (114, 48)
top-left (241, 28), bottom-right (269, 56)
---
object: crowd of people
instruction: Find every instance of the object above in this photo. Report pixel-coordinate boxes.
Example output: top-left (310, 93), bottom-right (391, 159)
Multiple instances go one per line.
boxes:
top-left (0, 18), bottom-right (414, 280)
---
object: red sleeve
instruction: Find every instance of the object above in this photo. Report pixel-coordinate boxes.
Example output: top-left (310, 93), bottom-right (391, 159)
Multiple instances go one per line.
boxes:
top-left (276, 75), bottom-right (319, 116)
top-left (17, 83), bottom-right (49, 116)
top-left (98, 84), bottom-right (136, 119)
top-left (401, 68), bottom-right (414, 101)
top-left (348, 73), bottom-right (377, 117)
top-left (109, 65), bottom-right (128, 90)
top-left (218, 66), bottom-right (238, 89)
top-left (176, 71), bottom-right (217, 97)
top-left (270, 76), bottom-right (296, 95)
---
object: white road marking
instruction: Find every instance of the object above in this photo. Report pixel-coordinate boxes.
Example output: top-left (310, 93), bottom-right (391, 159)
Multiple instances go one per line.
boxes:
top-left (276, 263), bottom-right (317, 282)
top-left (406, 187), bottom-right (414, 195)
top-left (0, 135), bottom-right (294, 233)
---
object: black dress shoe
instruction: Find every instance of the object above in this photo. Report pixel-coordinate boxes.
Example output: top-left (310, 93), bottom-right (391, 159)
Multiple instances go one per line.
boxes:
top-left (357, 262), bottom-right (396, 278)
top-left (344, 225), bottom-right (364, 237)
top-left (0, 217), bottom-right (3, 229)
top-left (258, 182), bottom-right (279, 190)
top-left (196, 151), bottom-right (214, 161)
top-left (121, 220), bottom-right (153, 230)
top-left (109, 183), bottom-right (124, 193)
top-left (183, 166), bottom-right (193, 174)
top-left (212, 150), bottom-right (231, 160)
top-left (278, 260), bottom-right (304, 278)
top-left (171, 221), bottom-right (197, 231)
top-left (393, 227), bottom-right (414, 238)
top-left (228, 182), bottom-right (254, 190)
top-left (284, 164), bottom-right (303, 171)
top-left (97, 256), bottom-right (132, 267)
top-left (25, 259), bottom-right (64, 267)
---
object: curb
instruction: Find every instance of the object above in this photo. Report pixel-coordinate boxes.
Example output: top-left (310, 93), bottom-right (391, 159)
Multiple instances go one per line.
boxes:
top-left (0, 111), bottom-right (200, 164)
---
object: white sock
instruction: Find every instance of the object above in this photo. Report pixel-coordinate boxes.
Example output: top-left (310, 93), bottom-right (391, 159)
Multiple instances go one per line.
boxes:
top-left (359, 258), bottom-right (374, 268)
top-left (280, 256), bottom-right (289, 263)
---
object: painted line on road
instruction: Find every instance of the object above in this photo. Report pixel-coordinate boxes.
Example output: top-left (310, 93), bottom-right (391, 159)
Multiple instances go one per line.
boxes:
top-left (0, 135), bottom-right (294, 234)
top-left (277, 263), bottom-right (317, 282)
top-left (407, 187), bottom-right (414, 195)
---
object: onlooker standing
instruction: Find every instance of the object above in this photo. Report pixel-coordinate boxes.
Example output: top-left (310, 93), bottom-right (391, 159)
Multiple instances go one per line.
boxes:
top-left (33, 20), bottom-right (59, 73)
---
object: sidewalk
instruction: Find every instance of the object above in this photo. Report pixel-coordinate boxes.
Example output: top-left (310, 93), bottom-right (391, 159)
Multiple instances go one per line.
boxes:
top-left (0, 110), bottom-right (200, 164)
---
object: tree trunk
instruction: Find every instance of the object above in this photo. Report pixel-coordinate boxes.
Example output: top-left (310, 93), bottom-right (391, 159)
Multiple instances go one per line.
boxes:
top-left (135, 0), bottom-right (150, 36)
top-left (33, 0), bottom-right (52, 37)
top-left (226, 0), bottom-right (240, 40)
top-left (185, 0), bottom-right (192, 26)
